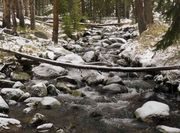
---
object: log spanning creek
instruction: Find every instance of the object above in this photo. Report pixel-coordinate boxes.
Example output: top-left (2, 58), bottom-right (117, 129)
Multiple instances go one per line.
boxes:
top-left (0, 25), bottom-right (179, 133)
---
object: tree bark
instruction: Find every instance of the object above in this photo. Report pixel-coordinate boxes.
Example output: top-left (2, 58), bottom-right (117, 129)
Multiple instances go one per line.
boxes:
top-left (116, 0), bottom-right (121, 23)
top-left (2, 0), bottom-right (11, 28)
top-left (24, 0), bottom-right (29, 16)
top-left (81, 0), bottom-right (85, 16)
top-left (17, 0), bottom-right (25, 27)
top-left (144, 0), bottom-right (153, 25)
top-left (11, 0), bottom-right (17, 34)
top-left (52, 0), bottom-right (59, 44)
top-left (29, 0), bottom-right (35, 30)
top-left (135, 0), bottom-right (147, 34)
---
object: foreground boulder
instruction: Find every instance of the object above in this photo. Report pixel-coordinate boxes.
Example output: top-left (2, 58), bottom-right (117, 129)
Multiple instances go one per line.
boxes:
top-left (135, 101), bottom-right (170, 122)
top-left (0, 117), bottom-right (21, 130)
top-left (56, 53), bottom-right (84, 65)
top-left (32, 63), bottom-right (67, 79)
top-left (40, 97), bottom-right (61, 109)
top-left (1, 88), bottom-right (25, 100)
top-left (157, 125), bottom-right (180, 133)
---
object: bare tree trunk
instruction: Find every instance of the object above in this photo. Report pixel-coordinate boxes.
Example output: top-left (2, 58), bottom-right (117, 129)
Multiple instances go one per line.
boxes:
top-left (144, 0), bottom-right (153, 25)
top-left (52, 0), bottom-right (59, 44)
top-left (29, 0), bottom-right (35, 30)
top-left (17, 0), bottom-right (25, 27)
top-left (2, 0), bottom-right (11, 28)
top-left (24, 0), bottom-right (29, 16)
top-left (135, 0), bottom-right (147, 34)
top-left (81, 0), bottom-right (85, 16)
top-left (116, 0), bottom-right (121, 23)
top-left (11, 0), bottom-right (17, 34)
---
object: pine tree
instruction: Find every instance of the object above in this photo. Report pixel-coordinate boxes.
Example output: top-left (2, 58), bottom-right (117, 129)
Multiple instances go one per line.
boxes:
top-left (155, 0), bottom-right (180, 50)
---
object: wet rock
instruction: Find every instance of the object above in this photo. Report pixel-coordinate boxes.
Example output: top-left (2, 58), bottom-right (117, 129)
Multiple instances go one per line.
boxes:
top-left (83, 31), bottom-right (92, 37)
top-left (135, 101), bottom-right (170, 122)
top-left (40, 51), bottom-right (56, 60)
top-left (48, 47), bottom-right (73, 56)
top-left (116, 59), bottom-right (129, 67)
top-left (56, 53), bottom-right (84, 65)
top-left (56, 129), bottom-right (65, 133)
top-left (56, 76), bottom-right (82, 92)
top-left (23, 107), bottom-right (34, 114)
top-left (10, 71), bottom-right (31, 81)
top-left (29, 113), bottom-right (46, 127)
top-left (13, 81), bottom-right (25, 89)
top-left (0, 72), bottom-right (6, 79)
top-left (19, 92), bottom-right (31, 101)
top-left (154, 74), bottom-right (165, 84)
top-left (8, 100), bottom-right (17, 105)
top-left (32, 63), bottom-right (67, 79)
top-left (0, 34), bottom-right (5, 40)
top-left (109, 37), bottom-right (127, 44)
top-left (124, 79), bottom-right (155, 90)
top-left (99, 84), bottom-right (128, 94)
top-left (106, 75), bottom-right (124, 85)
top-left (40, 97), bottom-right (61, 109)
top-left (0, 117), bottom-right (21, 130)
top-left (83, 51), bottom-right (96, 62)
top-left (108, 43), bottom-right (122, 49)
top-left (82, 70), bottom-right (105, 86)
top-left (71, 90), bottom-right (85, 97)
top-left (24, 97), bottom-right (43, 104)
top-left (156, 125), bottom-right (180, 133)
top-left (47, 84), bottom-right (58, 96)
top-left (143, 74), bottom-right (154, 80)
top-left (37, 123), bottom-right (53, 131)
top-left (30, 83), bottom-right (48, 97)
top-left (1, 88), bottom-right (25, 100)
top-left (0, 96), bottom-right (9, 113)
top-left (0, 79), bottom-right (15, 88)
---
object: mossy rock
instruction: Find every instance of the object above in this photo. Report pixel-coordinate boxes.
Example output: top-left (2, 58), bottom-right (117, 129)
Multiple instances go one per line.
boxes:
top-left (34, 31), bottom-right (49, 39)
top-left (10, 71), bottom-right (31, 81)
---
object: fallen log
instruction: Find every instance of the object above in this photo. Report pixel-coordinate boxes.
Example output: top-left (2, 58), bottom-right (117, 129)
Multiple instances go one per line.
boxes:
top-left (80, 23), bottom-right (129, 28)
top-left (0, 47), bottom-right (180, 72)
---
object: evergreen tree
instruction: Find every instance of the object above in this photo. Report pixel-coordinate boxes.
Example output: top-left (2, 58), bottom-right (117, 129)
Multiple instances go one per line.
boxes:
top-left (155, 0), bottom-right (180, 50)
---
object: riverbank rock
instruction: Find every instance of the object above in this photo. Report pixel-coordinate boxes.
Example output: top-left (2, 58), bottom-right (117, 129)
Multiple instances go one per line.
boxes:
top-left (32, 63), bottom-right (67, 79)
top-left (99, 84), bottom-right (128, 94)
top-left (135, 101), bottom-right (170, 122)
top-left (0, 79), bottom-right (15, 88)
top-left (0, 117), bottom-right (21, 130)
top-left (0, 96), bottom-right (9, 113)
top-left (37, 123), bottom-right (53, 131)
top-left (40, 97), bottom-right (61, 109)
top-left (83, 51), bottom-right (96, 62)
top-left (157, 125), bottom-right (180, 133)
top-left (30, 83), bottom-right (47, 97)
top-left (82, 70), bottom-right (105, 85)
top-left (1, 88), bottom-right (25, 100)
top-left (10, 71), bottom-right (31, 81)
top-left (57, 53), bottom-right (84, 65)
top-left (29, 113), bottom-right (46, 127)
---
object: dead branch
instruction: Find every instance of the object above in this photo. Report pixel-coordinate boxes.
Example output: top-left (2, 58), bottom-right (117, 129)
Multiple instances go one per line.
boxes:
top-left (0, 47), bottom-right (180, 72)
